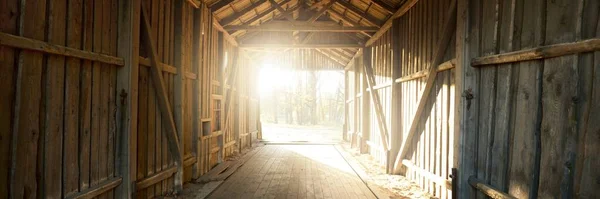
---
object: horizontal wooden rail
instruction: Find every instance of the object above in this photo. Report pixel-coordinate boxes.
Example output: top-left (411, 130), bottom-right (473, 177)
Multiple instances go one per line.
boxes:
top-left (402, 159), bottom-right (452, 188)
top-left (468, 176), bottom-right (516, 199)
top-left (224, 140), bottom-right (236, 148)
top-left (0, 32), bottom-right (124, 66)
top-left (395, 59), bottom-right (456, 83)
top-left (210, 146), bottom-right (221, 153)
top-left (135, 166), bottom-right (177, 191)
top-left (185, 72), bottom-right (197, 80)
top-left (239, 43), bottom-right (364, 49)
top-left (67, 177), bottom-right (122, 199)
top-left (184, 155), bottom-right (196, 167)
top-left (366, 82), bottom-right (393, 91)
top-left (139, 57), bottom-right (177, 73)
top-left (471, 38), bottom-right (600, 66)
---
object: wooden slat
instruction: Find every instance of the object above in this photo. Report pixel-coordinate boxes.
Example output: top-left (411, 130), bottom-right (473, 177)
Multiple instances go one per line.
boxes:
top-left (210, 0), bottom-right (236, 12)
top-left (395, 59), bottom-right (455, 83)
top-left (0, 32), bottom-right (124, 66)
top-left (141, 0), bottom-right (182, 170)
top-left (365, 0), bottom-right (419, 46)
top-left (393, 0), bottom-right (456, 174)
top-left (135, 167), bottom-right (177, 191)
top-left (68, 178), bottom-right (123, 199)
top-left (468, 176), bottom-right (516, 199)
top-left (402, 159), bottom-right (452, 188)
top-left (139, 56), bottom-right (178, 73)
top-left (471, 38), bottom-right (600, 66)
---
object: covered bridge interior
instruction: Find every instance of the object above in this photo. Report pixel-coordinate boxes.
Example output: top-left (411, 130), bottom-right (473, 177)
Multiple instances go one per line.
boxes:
top-left (1, 0), bottom-right (599, 198)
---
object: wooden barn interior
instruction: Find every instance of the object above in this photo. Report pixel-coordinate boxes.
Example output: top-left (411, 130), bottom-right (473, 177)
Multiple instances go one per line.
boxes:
top-left (1, 0), bottom-right (599, 198)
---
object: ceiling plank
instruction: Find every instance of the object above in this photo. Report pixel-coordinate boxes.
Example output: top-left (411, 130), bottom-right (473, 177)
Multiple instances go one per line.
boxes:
top-left (225, 24), bottom-right (379, 32)
top-left (230, 0), bottom-right (297, 35)
top-left (335, 0), bottom-right (384, 26)
top-left (211, 0), bottom-right (237, 12)
top-left (365, 0), bottom-right (418, 46)
top-left (367, 0), bottom-right (394, 14)
top-left (325, 9), bottom-right (373, 37)
top-left (220, 0), bottom-right (269, 25)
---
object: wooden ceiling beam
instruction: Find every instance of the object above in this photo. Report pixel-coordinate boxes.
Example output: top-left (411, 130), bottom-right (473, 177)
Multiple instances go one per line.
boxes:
top-left (220, 0), bottom-right (269, 25)
top-left (225, 24), bottom-right (378, 32)
top-left (268, 0), bottom-right (295, 21)
top-left (229, 0), bottom-right (297, 35)
top-left (365, 0), bottom-right (418, 46)
top-left (210, 0), bottom-right (237, 12)
top-left (325, 9), bottom-right (373, 38)
top-left (239, 43), bottom-right (363, 48)
top-left (367, 0), bottom-right (394, 14)
top-left (335, 0), bottom-right (384, 27)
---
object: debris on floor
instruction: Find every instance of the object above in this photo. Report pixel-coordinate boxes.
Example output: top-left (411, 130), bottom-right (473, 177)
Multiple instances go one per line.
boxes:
top-left (337, 143), bottom-right (435, 199)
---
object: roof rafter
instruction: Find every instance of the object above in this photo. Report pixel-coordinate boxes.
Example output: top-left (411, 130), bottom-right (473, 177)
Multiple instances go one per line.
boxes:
top-left (365, 0), bottom-right (418, 46)
top-left (326, 9), bottom-right (373, 37)
top-left (367, 0), bottom-right (395, 14)
top-left (268, 0), bottom-right (295, 21)
top-left (335, 0), bottom-right (384, 27)
top-left (230, 0), bottom-right (297, 35)
top-left (211, 0), bottom-right (237, 12)
top-left (220, 0), bottom-right (269, 25)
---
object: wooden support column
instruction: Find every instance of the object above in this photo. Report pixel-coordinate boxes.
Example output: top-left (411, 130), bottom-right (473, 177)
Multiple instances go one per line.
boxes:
top-left (116, 0), bottom-right (140, 197)
top-left (343, 68), bottom-right (349, 141)
top-left (360, 52), bottom-right (370, 154)
top-left (388, 18), bottom-right (402, 174)
top-left (172, 0), bottom-right (188, 191)
top-left (140, 0), bottom-right (183, 192)
top-left (392, 0), bottom-right (456, 174)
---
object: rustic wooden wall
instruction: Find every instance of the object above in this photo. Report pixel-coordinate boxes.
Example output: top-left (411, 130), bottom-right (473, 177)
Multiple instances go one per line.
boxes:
top-left (344, 0), bottom-right (456, 198)
top-left (0, 0), bottom-right (122, 197)
top-left (457, 0), bottom-right (600, 198)
top-left (0, 0), bottom-right (261, 198)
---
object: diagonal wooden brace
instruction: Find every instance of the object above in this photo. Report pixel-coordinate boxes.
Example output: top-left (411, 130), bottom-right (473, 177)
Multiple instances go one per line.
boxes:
top-left (140, 2), bottom-right (182, 163)
top-left (392, 0), bottom-right (457, 175)
top-left (362, 47), bottom-right (390, 153)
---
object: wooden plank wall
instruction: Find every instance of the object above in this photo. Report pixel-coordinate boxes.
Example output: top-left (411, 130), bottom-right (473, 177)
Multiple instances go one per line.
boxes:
top-left (457, 0), bottom-right (600, 198)
top-left (395, 0), bottom-right (455, 198)
top-left (0, 0), bottom-right (122, 198)
top-left (344, 0), bottom-right (456, 198)
top-left (0, 0), bottom-right (261, 197)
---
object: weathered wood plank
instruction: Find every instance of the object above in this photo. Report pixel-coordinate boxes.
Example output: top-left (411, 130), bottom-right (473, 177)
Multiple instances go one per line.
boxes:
top-left (472, 38), bottom-right (600, 66)
top-left (539, 0), bottom-right (580, 197)
top-left (44, 0), bottom-right (67, 197)
top-left (468, 176), bottom-right (516, 199)
top-left (79, 0), bottom-right (95, 191)
top-left (115, 0), bottom-right (140, 197)
top-left (10, 0), bottom-right (46, 198)
top-left (0, 0), bottom-right (19, 197)
top-left (68, 178), bottom-right (122, 199)
top-left (0, 32), bottom-right (124, 66)
top-left (365, 0), bottom-right (419, 46)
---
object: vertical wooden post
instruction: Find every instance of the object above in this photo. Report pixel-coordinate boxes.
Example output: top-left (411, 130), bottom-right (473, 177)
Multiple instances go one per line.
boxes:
top-left (456, 0), bottom-right (478, 197)
top-left (343, 69), bottom-right (349, 141)
top-left (172, 0), bottom-right (186, 192)
top-left (191, 6), bottom-right (202, 180)
top-left (389, 18), bottom-right (402, 174)
top-left (116, 0), bottom-right (140, 197)
top-left (360, 49), bottom-right (371, 154)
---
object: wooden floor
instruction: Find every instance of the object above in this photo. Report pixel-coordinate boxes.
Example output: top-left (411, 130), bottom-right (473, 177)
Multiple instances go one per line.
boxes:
top-left (208, 145), bottom-right (376, 199)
